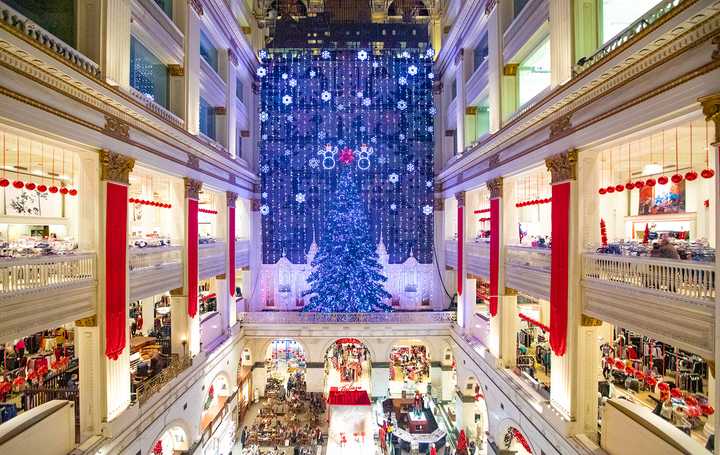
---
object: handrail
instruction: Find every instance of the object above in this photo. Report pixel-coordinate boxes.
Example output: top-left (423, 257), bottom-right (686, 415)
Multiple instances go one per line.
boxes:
top-left (237, 311), bottom-right (456, 324)
top-left (0, 253), bottom-right (96, 295)
top-left (128, 245), bottom-right (182, 271)
top-left (134, 354), bottom-right (193, 405)
top-left (574, 0), bottom-right (685, 74)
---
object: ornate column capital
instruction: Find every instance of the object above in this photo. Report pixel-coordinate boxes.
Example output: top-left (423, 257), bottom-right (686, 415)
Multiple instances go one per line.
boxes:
top-left (504, 287), bottom-right (518, 296)
top-left (699, 92), bottom-right (720, 146)
top-left (433, 198), bottom-right (445, 211)
top-left (75, 315), bottom-right (97, 327)
top-left (100, 150), bottom-right (135, 185)
top-left (581, 314), bottom-right (603, 327)
top-left (487, 177), bottom-right (503, 199)
top-left (455, 191), bottom-right (466, 207)
top-left (227, 191), bottom-right (238, 208)
top-left (250, 198), bottom-right (261, 212)
top-left (545, 148), bottom-right (578, 184)
top-left (184, 177), bottom-right (203, 200)
top-left (168, 64), bottom-right (184, 77)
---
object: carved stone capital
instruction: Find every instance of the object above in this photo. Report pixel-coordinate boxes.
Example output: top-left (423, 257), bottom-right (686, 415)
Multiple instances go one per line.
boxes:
top-left (217, 273), bottom-right (227, 280)
top-left (168, 64), bottom-right (184, 77)
top-left (545, 149), bottom-right (578, 184)
top-left (184, 177), bottom-right (203, 200)
top-left (188, 155), bottom-right (200, 169)
top-left (433, 198), bottom-right (445, 211)
top-left (549, 113), bottom-right (573, 140)
top-left (485, 0), bottom-right (497, 15)
top-left (465, 106), bottom-right (477, 115)
top-left (100, 150), bottom-right (135, 184)
top-left (214, 106), bottom-right (227, 116)
top-left (504, 287), bottom-right (518, 296)
top-left (250, 198), bottom-right (261, 212)
top-left (170, 287), bottom-right (185, 297)
top-left (699, 92), bottom-right (720, 146)
top-left (103, 115), bottom-right (129, 140)
top-left (75, 315), bottom-right (97, 327)
top-left (227, 191), bottom-right (238, 208)
top-left (581, 314), bottom-right (603, 327)
top-left (503, 63), bottom-right (518, 76)
top-left (189, 0), bottom-right (203, 16)
top-left (712, 35), bottom-right (720, 61)
top-left (455, 191), bottom-right (466, 207)
top-left (487, 177), bottom-right (503, 199)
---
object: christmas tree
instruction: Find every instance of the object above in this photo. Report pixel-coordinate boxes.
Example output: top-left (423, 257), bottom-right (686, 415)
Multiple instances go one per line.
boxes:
top-left (303, 157), bottom-right (392, 313)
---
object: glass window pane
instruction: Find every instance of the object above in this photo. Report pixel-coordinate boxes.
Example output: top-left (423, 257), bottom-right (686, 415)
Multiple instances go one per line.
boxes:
top-left (130, 37), bottom-right (169, 108)
top-left (601, 0), bottom-right (662, 44)
top-left (473, 34), bottom-right (488, 72)
top-left (476, 98), bottom-right (490, 137)
top-left (518, 38), bottom-right (551, 106)
top-left (200, 31), bottom-right (219, 72)
top-left (236, 78), bottom-right (244, 101)
top-left (153, 0), bottom-right (173, 18)
top-left (6, 0), bottom-right (76, 47)
top-left (513, 0), bottom-right (530, 18)
top-left (199, 97), bottom-right (216, 140)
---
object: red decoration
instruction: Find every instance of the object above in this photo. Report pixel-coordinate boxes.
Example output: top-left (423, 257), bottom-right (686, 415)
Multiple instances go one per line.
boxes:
top-left (229, 206), bottom-right (236, 297)
top-left (634, 181), bottom-right (644, 189)
top-left (701, 168), bottom-right (715, 179)
top-left (457, 204), bottom-right (463, 297)
top-left (645, 377), bottom-right (657, 388)
top-left (550, 182), bottom-right (570, 356)
top-left (489, 198), bottom-right (500, 317)
top-left (473, 208), bottom-right (490, 214)
top-left (671, 173), bottom-right (683, 183)
top-left (59, 187), bottom-right (69, 195)
top-left (512, 429), bottom-right (532, 454)
top-left (670, 387), bottom-right (682, 398)
top-left (685, 170), bottom-right (698, 181)
top-left (600, 218), bottom-right (608, 247)
top-left (642, 224), bottom-right (650, 244)
top-left (606, 186), bottom-right (615, 193)
top-left (701, 405), bottom-right (715, 416)
top-left (105, 183), bottom-right (128, 360)
top-left (12, 180), bottom-right (23, 189)
top-left (0, 178), bottom-right (8, 187)
top-left (327, 389), bottom-right (371, 405)
top-left (705, 199), bottom-right (710, 208)
top-left (625, 182), bottom-right (635, 190)
top-left (49, 186), bottom-right (59, 193)
top-left (598, 188), bottom-right (606, 195)
top-left (152, 440), bottom-right (163, 455)
top-left (25, 182), bottom-right (36, 190)
top-left (456, 430), bottom-right (468, 453)
top-left (199, 208), bottom-right (218, 214)
top-left (188, 199), bottom-right (199, 317)
top-left (69, 189), bottom-right (77, 196)
top-left (684, 394), bottom-right (699, 406)
top-left (658, 382), bottom-right (670, 391)
top-left (615, 184), bottom-right (624, 192)
top-left (339, 147), bottom-right (354, 165)
top-left (645, 178), bottom-right (656, 187)
top-left (614, 360), bottom-right (625, 370)
top-left (518, 313), bottom-right (550, 332)
top-left (37, 184), bottom-right (47, 193)
top-left (657, 176), bottom-right (668, 185)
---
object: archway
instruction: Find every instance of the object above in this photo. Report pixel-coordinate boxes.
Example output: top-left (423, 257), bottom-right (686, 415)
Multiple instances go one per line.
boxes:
top-left (149, 423), bottom-right (189, 455)
top-left (265, 338), bottom-right (307, 396)
top-left (237, 347), bottom-right (253, 422)
top-left (388, 339), bottom-right (431, 397)
top-left (323, 338), bottom-right (372, 396)
top-left (200, 373), bottom-right (232, 433)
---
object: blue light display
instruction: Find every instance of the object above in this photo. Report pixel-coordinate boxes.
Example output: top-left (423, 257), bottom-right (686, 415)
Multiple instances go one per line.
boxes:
top-left (259, 48), bottom-right (436, 265)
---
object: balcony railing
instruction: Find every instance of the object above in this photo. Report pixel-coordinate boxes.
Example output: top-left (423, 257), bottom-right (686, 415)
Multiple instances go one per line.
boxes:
top-left (237, 311), bottom-right (456, 324)
top-left (582, 253), bottom-right (715, 304)
top-left (134, 354), bottom-right (193, 405)
top-left (0, 253), bottom-right (96, 297)
top-left (200, 311), bottom-right (225, 352)
top-left (235, 238), bottom-right (250, 267)
top-left (574, 0), bottom-right (685, 75)
top-left (128, 245), bottom-right (182, 271)
top-left (199, 241), bottom-right (226, 279)
top-left (505, 246), bottom-right (551, 272)
top-left (22, 387), bottom-right (80, 443)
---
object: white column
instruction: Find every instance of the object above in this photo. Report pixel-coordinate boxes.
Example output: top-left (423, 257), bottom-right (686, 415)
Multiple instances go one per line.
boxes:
top-left (170, 292), bottom-right (199, 357)
top-left (486, 1), bottom-right (503, 133)
top-left (75, 318), bottom-right (101, 442)
top-left (77, 156), bottom-right (98, 252)
top-left (549, 0), bottom-right (574, 87)
top-left (463, 279), bottom-right (477, 336)
top-left (100, 0), bottom-right (131, 87)
top-left (441, 367), bottom-right (455, 402)
top-left (183, 2), bottom-right (202, 134)
top-left (216, 275), bottom-right (230, 331)
top-left (454, 50), bottom-right (469, 155)
top-left (432, 201), bottom-right (448, 311)
top-left (248, 200), bottom-right (263, 310)
top-left (226, 51), bottom-right (239, 159)
top-left (141, 297), bottom-right (154, 336)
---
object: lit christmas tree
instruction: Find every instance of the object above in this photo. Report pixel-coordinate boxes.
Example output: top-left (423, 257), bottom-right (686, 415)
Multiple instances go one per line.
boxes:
top-left (303, 154), bottom-right (392, 313)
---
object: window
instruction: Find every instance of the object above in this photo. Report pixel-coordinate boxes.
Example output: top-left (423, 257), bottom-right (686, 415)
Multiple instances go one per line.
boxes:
top-left (517, 37), bottom-right (550, 106)
top-left (199, 97), bottom-right (216, 140)
top-left (475, 98), bottom-right (490, 138)
top-left (130, 37), bottom-right (169, 108)
top-left (6, 0), bottom-right (76, 47)
top-left (473, 34), bottom-right (489, 72)
top-left (450, 79), bottom-right (457, 101)
top-left (236, 131), bottom-right (242, 159)
top-left (153, 0), bottom-right (172, 17)
top-left (200, 31), bottom-right (219, 72)
top-left (513, 0), bottom-right (530, 18)
top-left (236, 78), bottom-right (244, 102)
top-left (601, 0), bottom-right (662, 44)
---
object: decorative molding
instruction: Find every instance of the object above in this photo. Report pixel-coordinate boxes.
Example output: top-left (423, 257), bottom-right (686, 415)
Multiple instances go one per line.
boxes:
top-left (103, 115), bottom-right (130, 140)
top-left (545, 149), bottom-right (578, 184)
top-left (434, 198), bottom-right (445, 211)
top-left (100, 150), bottom-right (135, 185)
top-left (184, 177), bottom-right (203, 200)
top-left (189, 0), bottom-right (204, 16)
top-left (465, 106), bottom-right (477, 115)
top-left (240, 130), bottom-right (251, 138)
top-left (187, 155), bottom-right (200, 169)
top-left (169, 287), bottom-right (185, 297)
top-left (217, 273), bottom-right (227, 280)
top-left (214, 106), bottom-right (227, 115)
top-left (548, 112), bottom-right (572, 140)
top-left (227, 191), bottom-right (238, 208)
top-left (503, 63), bottom-right (518, 76)
top-left (713, 35), bottom-right (720, 60)
top-left (487, 153), bottom-right (500, 170)
top-left (454, 48), bottom-right (465, 66)
top-left (580, 314), bottom-right (603, 327)
top-left (485, 0), bottom-right (497, 15)
top-left (250, 198), bottom-right (261, 212)
top-left (168, 64), bottom-right (185, 77)
top-left (432, 81), bottom-right (443, 95)
top-left (504, 287), bottom-right (518, 296)
top-left (487, 177), bottom-right (503, 199)
top-left (455, 191), bottom-right (466, 207)
top-left (75, 315), bottom-right (97, 327)
top-left (699, 92), bottom-right (720, 146)
top-left (227, 49), bottom-right (238, 66)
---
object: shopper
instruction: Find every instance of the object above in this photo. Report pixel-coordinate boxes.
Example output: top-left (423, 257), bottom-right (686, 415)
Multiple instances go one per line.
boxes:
top-left (656, 236), bottom-right (680, 260)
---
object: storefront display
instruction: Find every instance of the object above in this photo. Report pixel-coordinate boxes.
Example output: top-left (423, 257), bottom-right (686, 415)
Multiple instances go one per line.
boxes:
top-left (128, 168), bottom-right (179, 251)
top-left (389, 344), bottom-right (430, 397)
top-left (510, 168), bottom-right (552, 249)
top-left (514, 295), bottom-right (551, 397)
top-left (325, 339), bottom-right (371, 394)
top-left (265, 338), bottom-right (306, 390)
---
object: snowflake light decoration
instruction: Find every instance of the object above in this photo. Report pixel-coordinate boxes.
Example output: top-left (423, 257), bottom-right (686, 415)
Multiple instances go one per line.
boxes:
top-left (428, 72), bottom-right (434, 80)
top-left (370, 136), bottom-right (377, 143)
top-left (398, 77), bottom-right (407, 85)
top-left (399, 133), bottom-right (406, 141)
top-left (389, 173), bottom-right (399, 184)
top-left (426, 180), bottom-right (433, 188)
top-left (289, 78), bottom-right (297, 87)
top-left (406, 163), bottom-right (415, 172)
top-left (429, 106), bottom-right (437, 116)
top-left (321, 50), bottom-right (331, 59)
top-left (378, 156), bottom-right (387, 165)
top-left (408, 65), bottom-right (418, 76)
top-left (282, 95), bottom-right (293, 105)
top-left (258, 49), bottom-right (268, 59)
top-left (262, 192), bottom-right (268, 199)
top-left (337, 104), bottom-right (345, 111)
top-left (284, 149), bottom-right (292, 156)
top-left (260, 164), bottom-right (270, 173)
top-left (309, 70), bottom-right (316, 78)
top-left (321, 91), bottom-right (332, 102)
top-left (318, 131), bottom-right (326, 139)
top-left (402, 51), bottom-right (411, 59)
top-left (422, 205), bottom-right (433, 216)
top-left (308, 158), bottom-right (320, 168)
top-left (257, 67), bottom-right (267, 77)
top-left (286, 114), bottom-right (294, 122)
top-left (362, 98), bottom-right (372, 106)
top-left (281, 73), bottom-right (288, 80)
top-left (390, 203), bottom-right (397, 211)
top-left (397, 100), bottom-right (407, 110)
top-left (260, 112), bottom-right (269, 122)
top-left (372, 61), bottom-right (379, 68)
top-left (259, 204), bottom-right (270, 215)
top-left (356, 91), bottom-right (364, 98)
top-left (295, 193), bottom-right (306, 203)
top-left (426, 48), bottom-right (435, 58)
top-left (426, 126), bottom-right (434, 133)
top-left (357, 50), bottom-right (368, 61)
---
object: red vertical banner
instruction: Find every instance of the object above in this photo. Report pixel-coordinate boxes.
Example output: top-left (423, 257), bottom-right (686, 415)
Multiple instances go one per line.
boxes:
top-left (105, 182), bottom-right (128, 360)
top-left (457, 205), bottom-right (463, 296)
top-left (550, 181), bottom-right (571, 356)
top-left (489, 198), bottom-right (500, 317)
top-left (228, 206), bottom-right (236, 297)
top-left (187, 199), bottom-right (199, 317)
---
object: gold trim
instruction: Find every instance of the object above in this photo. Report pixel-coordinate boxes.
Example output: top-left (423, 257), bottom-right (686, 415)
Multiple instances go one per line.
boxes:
top-left (699, 92), bottom-right (720, 146)
top-left (487, 177), bottom-right (503, 199)
top-left (545, 149), bottom-right (578, 184)
top-left (100, 150), bottom-right (135, 185)
top-left (227, 191), bottom-right (238, 208)
top-left (465, 106), bottom-right (477, 115)
top-left (168, 64), bottom-right (185, 77)
top-left (503, 64), bottom-right (518, 76)
top-left (433, 198), bottom-right (445, 211)
top-left (455, 191), bottom-right (466, 207)
top-left (217, 273), bottom-right (227, 280)
top-left (103, 115), bottom-right (130, 140)
top-left (549, 113), bottom-right (572, 140)
top-left (581, 314), bottom-right (603, 326)
top-left (504, 287), bottom-right (518, 296)
top-left (250, 198), bottom-right (261, 212)
top-left (75, 315), bottom-right (97, 327)
top-left (184, 177), bottom-right (203, 200)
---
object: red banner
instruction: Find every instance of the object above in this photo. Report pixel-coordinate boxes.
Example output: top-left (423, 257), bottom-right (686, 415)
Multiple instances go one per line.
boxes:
top-left (457, 205), bottom-right (463, 296)
top-left (489, 198), bottom-right (500, 317)
top-left (228, 206), bottom-right (236, 297)
top-left (188, 199), bottom-right (199, 317)
top-left (105, 182), bottom-right (128, 360)
top-left (550, 182), bottom-right (570, 356)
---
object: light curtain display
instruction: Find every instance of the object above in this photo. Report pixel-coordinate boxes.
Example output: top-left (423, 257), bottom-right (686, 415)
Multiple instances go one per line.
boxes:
top-left (258, 48), bottom-right (435, 265)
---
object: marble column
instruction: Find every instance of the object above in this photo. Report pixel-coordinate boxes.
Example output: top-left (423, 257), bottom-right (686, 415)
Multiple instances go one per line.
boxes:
top-left (170, 290), bottom-right (190, 357)
top-left (75, 315), bottom-right (101, 442)
top-left (98, 150), bottom-right (134, 421)
top-left (141, 297), bottom-right (154, 336)
top-left (485, 0), bottom-right (503, 133)
top-left (549, 0), bottom-right (574, 87)
top-left (455, 50), bottom-right (470, 155)
top-left (441, 365), bottom-right (455, 402)
top-left (183, 0), bottom-right (203, 134)
top-left (100, 0), bottom-right (130, 87)
top-left (215, 274), bottom-right (230, 333)
top-left (226, 51), bottom-right (239, 158)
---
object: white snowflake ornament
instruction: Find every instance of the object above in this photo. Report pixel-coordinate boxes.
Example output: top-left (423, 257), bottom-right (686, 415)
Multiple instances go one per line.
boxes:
top-left (256, 67), bottom-right (267, 77)
top-left (321, 50), bottom-right (331, 59)
top-left (425, 180), bottom-right (433, 188)
top-left (259, 204), bottom-right (270, 215)
top-left (362, 98), bottom-right (371, 107)
top-left (321, 91), bottom-right (332, 102)
top-left (262, 192), bottom-right (268, 199)
top-left (260, 112), bottom-right (269, 122)
top-left (426, 126), bottom-right (434, 133)
top-left (295, 193), bottom-right (306, 203)
top-left (260, 164), bottom-right (270, 173)
top-left (372, 61), bottom-right (379, 68)
top-left (390, 203), bottom-right (397, 211)
top-left (357, 50), bottom-right (368, 61)
top-left (406, 163), bottom-right (415, 172)
top-left (425, 48), bottom-right (435, 58)
top-left (402, 51), bottom-right (410, 59)
top-left (289, 78), bottom-right (297, 87)
top-left (309, 70), bottom-right (316, 78)
top-left (398, 77), bottom-right (407, 86)
top-left (389, 173), bottom-right (399, 184)
top-left (397, 100), bottom-right (407, 110)
top-left (308, 158), bottom-right (320, 168)
top-left (356, 91), bottom-right (364, 98)
top-left (429, 106), bottom-right (437, 116)
top-left (422, 205), bottom-right (433, 216)
top-left (281, 73), bottom-right (288, 80)
top-left (408, 65), bottom-right (418, 76)
top-left (428, 72), bottom-right (434, 80)
top-left (282, 95), bottom-right (293, 105)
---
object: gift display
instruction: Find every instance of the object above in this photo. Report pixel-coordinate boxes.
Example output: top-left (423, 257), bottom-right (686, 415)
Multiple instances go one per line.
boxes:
top-left (0, 235), bottom-right (77, 258)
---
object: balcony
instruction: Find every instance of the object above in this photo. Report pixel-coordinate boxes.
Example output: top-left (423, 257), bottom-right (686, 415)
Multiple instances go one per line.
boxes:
top-left (504, 246), bottom-right (551, 300)
top-left (199, 241), bottom-right (226, 279)
top-left (128, 246), bottom-right (183, 300)
top-left (235, 238), bottom-right (250, 268)
top-left (238, 311), bottom-right (456, 325)
top-left (133, 354), bottom-right (193, 405)
top-left (0, 253), bottom-right (96, 341)
top-left (444, 240), bottom-right (490, 280)
top-left (582, 253), bottom-right (715, 356)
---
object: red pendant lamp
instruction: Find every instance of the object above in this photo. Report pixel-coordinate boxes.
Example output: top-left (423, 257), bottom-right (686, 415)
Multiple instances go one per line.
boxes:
top-left (701, 120), bottom-right (715, 179)
top-left (0, 133), bottom-right (8, 187)
top-left (12, 137), bottom-right (23, 189)
top-left (37, 144), bottom-right (47, 193)
top-left (685, 124), bottom-right (698, 181)
top-left (670, 128), bottom-right (683, 184)
top-left (598, 150), bottom-right (607, 194)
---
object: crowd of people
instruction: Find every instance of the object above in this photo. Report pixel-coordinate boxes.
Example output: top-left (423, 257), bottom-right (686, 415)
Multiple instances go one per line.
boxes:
top-left (390, 345), bottom-right (430, 383)
top-left (326, 340), bottom-right (369, 383)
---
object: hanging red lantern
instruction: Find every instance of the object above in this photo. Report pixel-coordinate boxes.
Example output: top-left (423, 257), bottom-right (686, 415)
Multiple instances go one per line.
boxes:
top-left (68, 189), bottom-right (77, 196)
top-left (167, 204), bottom-right (172, 209)
top-left (128, 198), bottom-right (135, 203)
top-left (12, 180), bottom-right (23, 189)
top-left (49, 186), bottom-right (58, 193)
top-left (701, 168), bottom-right (715, 179)
top-left (645, 178), bottom-right (656, 187)
top-left (37, 184), bottom-right (47, 193)
top-left (598, 188), bottom-right (606, 195)
top-left (671, 174), bottom-right (683, 183)
top-left (634, 181), bottom-right (644, 189)
top-left (657, 176), bottom-right (668, 185)
top-left (625, 182), bottom-right (635, 190)
top-left (25, 182), bottom-right (36, 190)
top-left (615, 184), bottom-right (624, 192)
top-left (606, 186), bottom-right (615, 193)
top-left (0, 178), bottom-right (8, 187)
top-left (59, 187), bottom-right (69, 195)
top-left (685, 170), bottom-right (698, 181)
